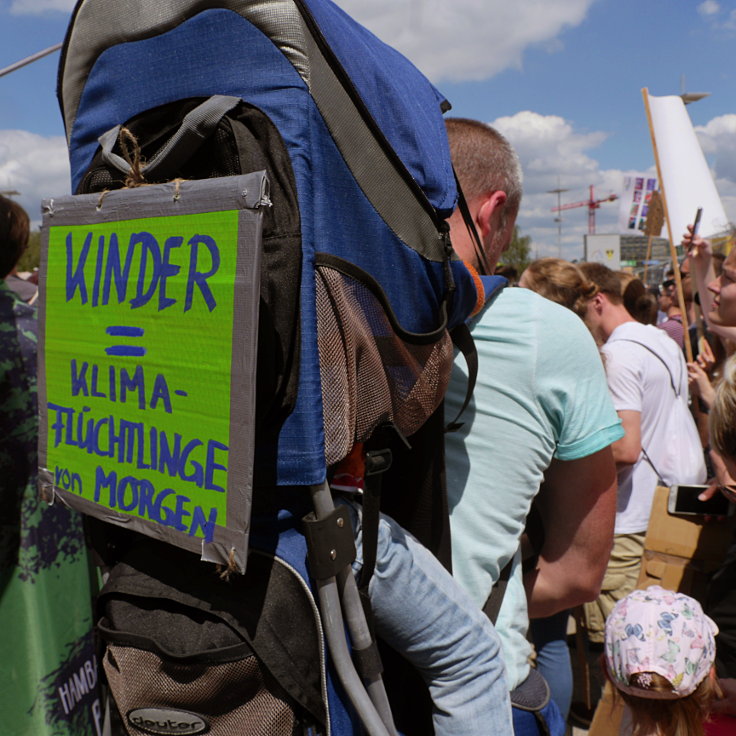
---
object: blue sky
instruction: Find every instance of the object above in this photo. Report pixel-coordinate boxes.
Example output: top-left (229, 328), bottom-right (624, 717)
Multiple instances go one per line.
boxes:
top-left (1, 0), bottom-right (736, 260)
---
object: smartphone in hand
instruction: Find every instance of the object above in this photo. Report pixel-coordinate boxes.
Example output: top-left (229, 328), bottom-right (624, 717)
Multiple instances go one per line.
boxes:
top-left (667, 484), bottom-right (734, 517)
top-left (692, 207), bottom-right (703, 237)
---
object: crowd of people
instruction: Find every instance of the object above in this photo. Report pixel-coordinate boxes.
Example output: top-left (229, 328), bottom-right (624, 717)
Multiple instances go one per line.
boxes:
top-left (461, 127), bottom-right (736, 734)
top-left (5, 115), bottom-right (736, 736)
top-left (442, 118), bottom-right (736, 735)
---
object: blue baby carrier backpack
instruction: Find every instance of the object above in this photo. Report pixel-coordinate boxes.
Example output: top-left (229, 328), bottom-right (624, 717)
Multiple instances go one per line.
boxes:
top-left (48, 1), bottom-right (497, 734)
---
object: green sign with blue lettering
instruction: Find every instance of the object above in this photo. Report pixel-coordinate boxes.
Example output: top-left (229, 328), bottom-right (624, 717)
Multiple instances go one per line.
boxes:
top-left (39, 175), bottom-right (267, 572)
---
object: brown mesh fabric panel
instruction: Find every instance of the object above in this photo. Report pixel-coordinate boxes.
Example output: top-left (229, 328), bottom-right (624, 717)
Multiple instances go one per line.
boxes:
top-left (316, 265), bottom-right (453, 466)
top-left (104, 644), bottom-right (298, 736)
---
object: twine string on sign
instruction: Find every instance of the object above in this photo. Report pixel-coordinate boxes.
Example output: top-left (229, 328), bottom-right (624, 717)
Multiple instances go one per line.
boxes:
top-left (216, 547), bottom-right (239, 581)
top-left (96, 189), bottom-right (110, 211)
top-left (118, 127), bottom-right (146, 188)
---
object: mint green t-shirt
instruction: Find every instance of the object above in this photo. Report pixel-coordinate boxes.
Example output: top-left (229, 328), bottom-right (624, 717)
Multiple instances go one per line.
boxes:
top-left (446, 287), bottom-right (623, 690)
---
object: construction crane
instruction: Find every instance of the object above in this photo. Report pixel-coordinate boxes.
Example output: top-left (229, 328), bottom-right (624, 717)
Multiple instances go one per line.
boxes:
top-left (551, 185), bottom-right (618, 235)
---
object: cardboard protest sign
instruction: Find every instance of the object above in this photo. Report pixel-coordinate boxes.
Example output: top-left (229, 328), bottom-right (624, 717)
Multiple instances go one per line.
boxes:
top-left (617, 173), bottom-right (659, 234)
top-left (38, 173), bottom-right (267, 573)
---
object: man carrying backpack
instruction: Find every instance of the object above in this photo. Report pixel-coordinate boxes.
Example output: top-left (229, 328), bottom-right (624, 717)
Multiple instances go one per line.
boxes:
top-left (444, 118), bottom-right (622, 736)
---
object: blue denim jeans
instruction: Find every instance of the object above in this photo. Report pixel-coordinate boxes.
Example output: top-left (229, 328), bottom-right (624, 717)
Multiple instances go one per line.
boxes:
top-left (530, 610), bottom-right (573, 719)
top-left (340, 499), bottom-right (513, 736)
top-left (512, 699), bottom-right (566, 736)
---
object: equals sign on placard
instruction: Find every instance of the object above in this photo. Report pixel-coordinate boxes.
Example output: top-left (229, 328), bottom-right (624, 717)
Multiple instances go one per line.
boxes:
top-left (105, 326), bottom-right (147, 357)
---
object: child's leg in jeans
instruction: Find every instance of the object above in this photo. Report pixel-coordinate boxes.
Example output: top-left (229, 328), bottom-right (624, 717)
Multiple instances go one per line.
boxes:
top-left (340, 499), bottom-right (513, 736)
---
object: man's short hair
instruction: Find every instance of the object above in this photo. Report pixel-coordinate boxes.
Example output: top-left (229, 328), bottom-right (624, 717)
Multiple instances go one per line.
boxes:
top-left (623, 277), bottom-right (657, 325)
top-left (578, 261), bottom-right (623, 305)
top-left (0, 195), bottom-right (30, 278)
top-left (445, 118), bottom-right (522, 220)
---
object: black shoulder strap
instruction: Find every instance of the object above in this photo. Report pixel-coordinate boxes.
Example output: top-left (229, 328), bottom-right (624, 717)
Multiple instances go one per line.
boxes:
top-left (445, 275), bottom-right (508, 433)
top-left (445, 322), bottom-right (477, 433)
top-left (613, 338), bottom-right (680, 397)
top-left (611, 337), bottom-right (677, 483)
top-left (641, 447), bottom-right (665, 485)
top-left (482, 500), bottom-right (546, 626)
top-left (482, 558), bottom-right (513, 625)
top-left (453, 168), bottom-right (490, 276)
top-left (357, 448), bottom-right (392, 598)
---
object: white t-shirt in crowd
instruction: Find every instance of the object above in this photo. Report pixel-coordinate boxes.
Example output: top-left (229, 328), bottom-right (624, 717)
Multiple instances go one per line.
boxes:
top-left (603, 321), bottom-right (706, 535)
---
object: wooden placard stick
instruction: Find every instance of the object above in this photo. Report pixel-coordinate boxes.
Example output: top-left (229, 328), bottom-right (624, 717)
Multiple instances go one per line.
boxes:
top-left (641, 88), bottom-right (693, 363)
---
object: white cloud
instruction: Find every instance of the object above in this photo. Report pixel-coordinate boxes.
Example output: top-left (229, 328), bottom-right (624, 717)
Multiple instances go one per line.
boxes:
top-left (487, 111), bottom-right (623, 259)
top-left (698, 0), bottom-right (720, 16)
top-left (0, 131), bottom-right (70, 225)
top-left (492, 111), bottom-right (607, 194)
top-left (695, 1), bottom-right (736, 31)
top-left (6, 0), bottom-right (594, 82)
top-left (695, 115), bottom-right (736, 227)
top-left (481, 110), bottom-right (736, 261)
top-left (696, 114), bottom-right (736, 180)
top-left (7, 0), bottom-right (595, 83)
top-left (333, 0), bottom-right (594, 82)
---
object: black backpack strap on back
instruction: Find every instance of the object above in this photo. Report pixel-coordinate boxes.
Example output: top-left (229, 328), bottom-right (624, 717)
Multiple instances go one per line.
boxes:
top-left (357, 448), bottom-right (392, 598)
top-left (482, 557), bottom-right (513, 626)
top-left (481, 512), bottom-right (551, 711)
top-left (445, 275), bottom-right (507, 433)
top-left (352, 447), bottom-right (392, 682)
top-left (445, 322), bottom-right (477, 433)
top-left (483, 501), bottom-right (545, 626)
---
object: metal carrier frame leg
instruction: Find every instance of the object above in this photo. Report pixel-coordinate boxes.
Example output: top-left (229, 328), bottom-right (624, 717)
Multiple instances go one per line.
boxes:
top-left (306, 481), bottom-right (398, 736)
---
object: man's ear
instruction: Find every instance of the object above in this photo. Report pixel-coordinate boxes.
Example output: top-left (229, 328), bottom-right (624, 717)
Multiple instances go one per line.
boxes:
top-left (591, 292), bottom-right (605, 313)
top-left (477, 191), bottom-right (507, 239)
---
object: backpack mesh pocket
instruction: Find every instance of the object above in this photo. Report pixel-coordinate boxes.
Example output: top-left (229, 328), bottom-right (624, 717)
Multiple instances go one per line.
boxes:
top-left (96, 544), bottom-right (326, 736)
top-left (315, 259), bottom-right (452, 466)
top-left (103, 642), bottom-right (298, 736)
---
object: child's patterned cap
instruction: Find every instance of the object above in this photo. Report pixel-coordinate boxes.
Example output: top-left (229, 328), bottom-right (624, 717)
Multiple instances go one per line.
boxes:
top-left (604, 585), bottom-right (718, 700)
